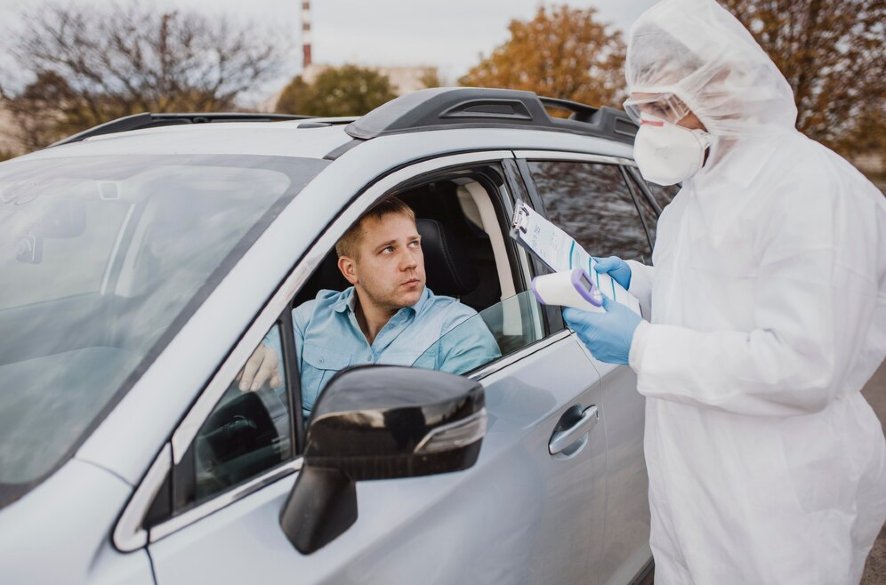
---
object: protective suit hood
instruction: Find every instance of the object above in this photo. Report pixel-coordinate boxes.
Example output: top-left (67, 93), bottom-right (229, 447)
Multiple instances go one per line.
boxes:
top-left (626, 0), bottom-right (798, 139)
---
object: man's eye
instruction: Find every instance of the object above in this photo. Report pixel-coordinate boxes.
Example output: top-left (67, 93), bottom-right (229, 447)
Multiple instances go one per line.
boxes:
top-left (382, 246), bottom-right (394, 254)
top-left (408, 240), bottom-right (420, 248)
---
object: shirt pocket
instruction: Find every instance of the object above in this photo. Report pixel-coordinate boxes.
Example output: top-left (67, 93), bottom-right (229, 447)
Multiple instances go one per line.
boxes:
top-left (300, 344), bottom-right (352, 411)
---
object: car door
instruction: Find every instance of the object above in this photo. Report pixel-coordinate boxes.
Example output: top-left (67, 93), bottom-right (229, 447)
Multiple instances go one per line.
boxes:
top-left (136, 151), bottom-right (610, 585)
top-left (516, 151), bottom-right (655, 585)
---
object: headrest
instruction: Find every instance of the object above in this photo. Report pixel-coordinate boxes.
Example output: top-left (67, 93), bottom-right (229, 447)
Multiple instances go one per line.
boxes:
top-left (417, 218), bottom-right (478, 297)
top-left (300, 217), bottom-right (479, 302)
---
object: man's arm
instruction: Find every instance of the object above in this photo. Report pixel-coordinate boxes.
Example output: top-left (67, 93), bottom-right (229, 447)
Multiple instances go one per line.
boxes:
top-left (237, 342), bottom-right (281, 392)
top-left (436, 311), bottom-right (502, 376)
top-left (237, 303), bottom-right (311, 392)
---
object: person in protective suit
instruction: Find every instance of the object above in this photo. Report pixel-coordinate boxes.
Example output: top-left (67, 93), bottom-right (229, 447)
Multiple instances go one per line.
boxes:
top-left (563, 0), bottom-right (886, 583)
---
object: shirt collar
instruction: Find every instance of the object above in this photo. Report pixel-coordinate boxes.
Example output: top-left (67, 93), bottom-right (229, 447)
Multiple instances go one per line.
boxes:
top-left (332, 287), bottom-right (357, 314)
top-left (331, 285), bottom-right (432, 315)
top-left (410, 286), bottom-right (432, 315)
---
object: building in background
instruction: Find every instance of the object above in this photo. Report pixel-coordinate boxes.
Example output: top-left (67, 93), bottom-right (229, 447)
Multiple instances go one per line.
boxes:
top-left (0, 99), bottom-right (23, 158)
top-left (255, 0), bottom-right (439, 111)
top-left (301, 64), bottom-right (437, 95)
top-left (256, 0), bottom-right (438, 112)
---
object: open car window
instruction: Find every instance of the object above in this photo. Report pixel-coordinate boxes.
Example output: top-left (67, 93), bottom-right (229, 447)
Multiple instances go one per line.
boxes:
top-left (411, 291), bottom-right (546, 375)
top-left (167, 324), bottom-right (293, 515)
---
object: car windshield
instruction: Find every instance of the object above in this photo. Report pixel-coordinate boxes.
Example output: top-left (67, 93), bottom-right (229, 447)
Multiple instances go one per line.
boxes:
top-left (0, 154), bottom-right (327, 497)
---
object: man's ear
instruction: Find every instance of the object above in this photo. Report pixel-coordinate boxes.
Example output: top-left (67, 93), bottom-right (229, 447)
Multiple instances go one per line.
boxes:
top-left (338, 255), bottom-right (359, 285)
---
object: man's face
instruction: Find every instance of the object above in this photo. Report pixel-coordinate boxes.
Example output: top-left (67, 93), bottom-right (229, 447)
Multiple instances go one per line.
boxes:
top-left (339, 212), bottom-right (426, 312)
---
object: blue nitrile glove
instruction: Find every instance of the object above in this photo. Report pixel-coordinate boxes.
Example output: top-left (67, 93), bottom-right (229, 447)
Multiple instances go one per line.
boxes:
top-left (594, 256), bottom-right (631, 290)
top-left (563, 297), bottom-right (642, 365)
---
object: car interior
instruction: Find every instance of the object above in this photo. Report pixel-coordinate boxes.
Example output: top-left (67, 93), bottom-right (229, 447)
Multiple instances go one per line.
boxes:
top-left (290, 169), bottom-right (543, 358)
top-left (178, 169), bottom-right (549, 512)
top-left (293, 178), bottom-right (505, 311)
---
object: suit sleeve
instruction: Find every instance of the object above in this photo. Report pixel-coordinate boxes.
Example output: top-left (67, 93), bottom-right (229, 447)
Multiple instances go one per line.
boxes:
top-left (626, 260), bottom-right (654, 319)
top-left (630, 172), bottom-right (885, 416)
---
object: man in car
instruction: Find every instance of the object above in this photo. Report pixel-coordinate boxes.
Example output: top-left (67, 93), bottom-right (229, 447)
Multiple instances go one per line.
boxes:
top-left (239, 196), bottom-right (501, 417)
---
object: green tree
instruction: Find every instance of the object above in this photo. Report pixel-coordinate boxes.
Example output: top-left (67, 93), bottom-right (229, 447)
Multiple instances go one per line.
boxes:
top-left (276, 65), bottom-right (397, 117)
top-left (719, 0), bottom-right (885, 157)
top-left (6, 2), bottom-right (286, 149)
top-left (419, 68), bottom-right (443, 90)
top-left (459, 5), bottom-right (626, 108)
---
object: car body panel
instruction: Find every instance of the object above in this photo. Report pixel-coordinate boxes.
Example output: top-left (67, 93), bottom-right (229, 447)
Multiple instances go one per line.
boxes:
top-left (509, 153), bottom-right (653, 584)
top-left (583, 356), bottom-right (652, 585)
top-left (0, 459), bottom-right (153, 585)
top-left (14, 124), bottom-right (632, 165)
top-left (1, 101), bottom-right (651, 584)
top-left (15, 123), bottom-right (355, 161)
top-left (148, 336), bottom-right (606, 585)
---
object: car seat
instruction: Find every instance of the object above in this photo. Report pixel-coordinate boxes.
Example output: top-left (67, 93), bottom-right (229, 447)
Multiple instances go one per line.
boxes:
top-left (292, 218), bottom-right (484, 309)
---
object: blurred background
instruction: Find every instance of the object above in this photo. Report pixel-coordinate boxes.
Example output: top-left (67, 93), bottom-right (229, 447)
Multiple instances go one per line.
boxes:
top-left (0, 1), bottom-right (883, 580)
top-left (0, 0), bottom-right (882, 188)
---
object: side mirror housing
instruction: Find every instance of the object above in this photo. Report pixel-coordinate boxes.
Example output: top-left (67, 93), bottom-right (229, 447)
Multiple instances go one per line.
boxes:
top-left (280, 365), bottom-right (486, 554)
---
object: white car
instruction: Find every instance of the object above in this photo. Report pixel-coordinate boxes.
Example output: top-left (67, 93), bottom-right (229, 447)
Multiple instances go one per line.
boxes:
top-left (0, 88), bottom-right (670, 585)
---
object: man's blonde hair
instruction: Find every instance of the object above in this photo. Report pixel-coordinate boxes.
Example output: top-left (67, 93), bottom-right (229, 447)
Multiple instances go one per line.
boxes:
top-left (335, 196), bottom-right (416, 259)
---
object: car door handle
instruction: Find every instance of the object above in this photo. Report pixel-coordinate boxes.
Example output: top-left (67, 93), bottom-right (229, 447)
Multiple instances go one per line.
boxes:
top-left (548, 405), bottom-right (599, 456)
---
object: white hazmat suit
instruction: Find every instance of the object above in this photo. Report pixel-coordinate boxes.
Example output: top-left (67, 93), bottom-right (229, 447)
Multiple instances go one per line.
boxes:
top-left (622, 0), bottom-right (886, 583)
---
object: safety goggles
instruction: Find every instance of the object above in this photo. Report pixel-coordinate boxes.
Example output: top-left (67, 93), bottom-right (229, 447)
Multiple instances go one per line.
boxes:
top-left (623, 93), bottom-right (691, 125)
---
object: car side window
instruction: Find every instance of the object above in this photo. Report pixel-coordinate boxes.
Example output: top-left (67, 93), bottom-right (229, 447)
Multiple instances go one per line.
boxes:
top-left (629, 174), bottom-right (660, 247)
top-left (180, 324), bottom-right (294, 509)
top-left (527, 161), bottom-right (653, 264)
top-left (644, 181), bottom-right (680, 210)
top-left (411, 290), bottom-right (542, 374)
top-left (288, 170), bottom-right (549, 402)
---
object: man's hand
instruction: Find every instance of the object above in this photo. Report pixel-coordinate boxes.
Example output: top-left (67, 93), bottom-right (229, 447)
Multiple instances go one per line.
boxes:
top-left (563, 297), bottom-right (642, 365)
top-left (594, 256), bottom-right (632, 290)
top-left (237, 343), bottom-right (282, 391)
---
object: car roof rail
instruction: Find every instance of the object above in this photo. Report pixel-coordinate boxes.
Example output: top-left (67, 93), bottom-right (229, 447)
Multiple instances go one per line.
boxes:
top-left (50, 112), bottom-right (314, 147)
top-left (345, 87), bottom-right (638, 144)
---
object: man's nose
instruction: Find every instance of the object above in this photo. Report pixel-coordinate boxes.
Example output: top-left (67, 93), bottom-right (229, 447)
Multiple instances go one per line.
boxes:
top-left (399, 247), bottom-right (419, 270)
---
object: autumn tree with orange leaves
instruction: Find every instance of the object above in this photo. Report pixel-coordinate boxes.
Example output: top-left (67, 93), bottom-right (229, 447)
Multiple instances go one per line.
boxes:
top-left (459, 5), bottom-right (626, 109)
top-left (720, 0), bottom-right (885, 159)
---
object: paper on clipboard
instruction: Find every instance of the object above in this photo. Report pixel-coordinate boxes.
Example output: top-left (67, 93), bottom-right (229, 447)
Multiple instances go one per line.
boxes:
top-left (511, 200), bottom-right (641, 316)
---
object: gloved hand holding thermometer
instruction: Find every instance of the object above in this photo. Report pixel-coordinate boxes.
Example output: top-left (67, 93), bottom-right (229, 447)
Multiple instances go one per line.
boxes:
top-left (593, 256), bottom-right (632, 290)
top-left (531, 267), bottom-right (605, 311)
top-left (532, 262), bottom-right (643, 365)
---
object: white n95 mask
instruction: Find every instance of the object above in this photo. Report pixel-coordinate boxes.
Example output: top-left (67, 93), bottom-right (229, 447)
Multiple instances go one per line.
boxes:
top-left (633, 118), bottom-right (712, 186)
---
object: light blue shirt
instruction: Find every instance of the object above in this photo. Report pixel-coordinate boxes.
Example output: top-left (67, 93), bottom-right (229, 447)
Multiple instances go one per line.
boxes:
top-left (293, 287), bottom-right (501, 416)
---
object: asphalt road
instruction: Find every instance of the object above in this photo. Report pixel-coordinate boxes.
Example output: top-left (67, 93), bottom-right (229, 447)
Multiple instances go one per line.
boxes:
top-left (861, 359), bottom-right (886, 585)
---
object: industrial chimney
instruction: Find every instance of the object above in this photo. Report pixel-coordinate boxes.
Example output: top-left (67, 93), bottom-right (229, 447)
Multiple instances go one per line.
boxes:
top-left (301, 0), bottom-right (312, 69)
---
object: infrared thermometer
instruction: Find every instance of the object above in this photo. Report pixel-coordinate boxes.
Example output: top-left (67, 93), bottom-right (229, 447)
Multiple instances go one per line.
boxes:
top-left (531, 268), bottom-right (604, 312)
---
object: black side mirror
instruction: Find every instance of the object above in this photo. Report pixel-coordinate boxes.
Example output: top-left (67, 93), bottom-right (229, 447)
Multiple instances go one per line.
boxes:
top-left (279, 365), bottom-right (486, 554)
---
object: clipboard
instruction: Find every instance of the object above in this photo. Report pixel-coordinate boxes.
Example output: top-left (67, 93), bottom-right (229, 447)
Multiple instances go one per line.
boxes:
top-left (511, 200), bottom-right (641, 315)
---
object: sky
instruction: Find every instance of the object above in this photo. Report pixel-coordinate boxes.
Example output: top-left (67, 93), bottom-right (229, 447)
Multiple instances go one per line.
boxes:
top-left (0, 0), bottom-right (658, 103)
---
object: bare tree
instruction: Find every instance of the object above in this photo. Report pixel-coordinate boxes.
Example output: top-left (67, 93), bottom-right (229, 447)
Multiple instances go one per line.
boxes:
top-left (6, 2), bottom-right (289, 149)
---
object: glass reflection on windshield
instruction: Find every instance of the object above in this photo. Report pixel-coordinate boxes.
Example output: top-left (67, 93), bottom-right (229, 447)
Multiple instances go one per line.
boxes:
top-left (0, 154), bottom-right (325, 491)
